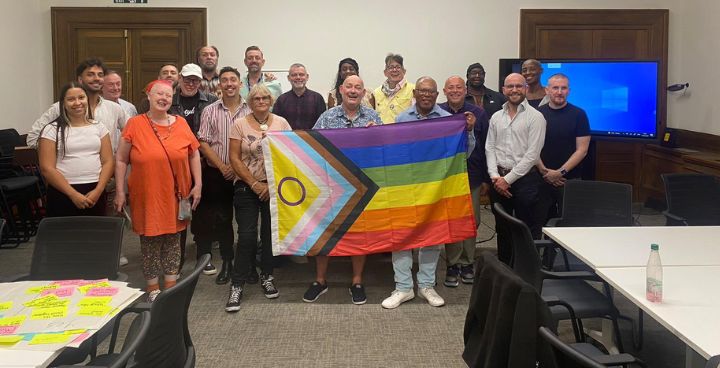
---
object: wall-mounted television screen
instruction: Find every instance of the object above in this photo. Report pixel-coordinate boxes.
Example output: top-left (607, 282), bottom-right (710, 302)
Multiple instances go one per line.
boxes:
top-left (498, 59), bottom-right (660, 140)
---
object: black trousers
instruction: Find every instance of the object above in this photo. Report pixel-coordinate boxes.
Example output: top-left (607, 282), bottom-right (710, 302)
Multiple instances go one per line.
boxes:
top-left (489, 170), bottom-right (545, 265)
top-left (46, 182), bottom-right (106, 217)
top-left (230, 181), bottom-right (272, 285)
top-left (193, 165), bottom-right (235, 261)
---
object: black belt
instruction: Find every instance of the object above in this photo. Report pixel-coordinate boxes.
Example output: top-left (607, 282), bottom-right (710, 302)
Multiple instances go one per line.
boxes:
top-left (497, 166), bottom-right (537, 176)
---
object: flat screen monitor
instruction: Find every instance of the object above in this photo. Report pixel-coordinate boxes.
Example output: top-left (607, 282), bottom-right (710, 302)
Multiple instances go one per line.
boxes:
top-left (498, 59), bottom-right (660, 140)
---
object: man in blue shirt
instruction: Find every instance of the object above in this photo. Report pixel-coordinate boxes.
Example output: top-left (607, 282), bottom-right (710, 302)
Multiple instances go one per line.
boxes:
top-left (305, 75), bottom-right (382, 305)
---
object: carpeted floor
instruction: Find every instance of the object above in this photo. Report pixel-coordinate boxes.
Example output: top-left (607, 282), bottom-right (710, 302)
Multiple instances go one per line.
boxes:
top-left (0, 206), bottom-right (688, 367)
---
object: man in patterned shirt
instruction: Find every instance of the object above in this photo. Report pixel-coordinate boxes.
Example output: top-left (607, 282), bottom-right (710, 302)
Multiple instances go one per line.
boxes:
top-left (305, 75), bottom-right (381, 305)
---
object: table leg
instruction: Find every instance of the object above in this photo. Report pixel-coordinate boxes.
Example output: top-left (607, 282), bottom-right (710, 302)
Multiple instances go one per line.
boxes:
top-left (585, 319), bottom-right (619, 355)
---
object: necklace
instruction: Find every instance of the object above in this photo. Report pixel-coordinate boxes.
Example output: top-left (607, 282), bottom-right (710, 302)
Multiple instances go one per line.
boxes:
top-left (252, 113), bottom-right (269, 132)
top-left (147, 113), bottom-right (172, 140)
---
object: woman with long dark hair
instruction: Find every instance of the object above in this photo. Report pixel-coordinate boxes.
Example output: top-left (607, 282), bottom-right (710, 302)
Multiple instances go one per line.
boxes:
top-left (38, 81), bottom-right (114, 217)
top-left (327, 57), bottom-right (374, 108)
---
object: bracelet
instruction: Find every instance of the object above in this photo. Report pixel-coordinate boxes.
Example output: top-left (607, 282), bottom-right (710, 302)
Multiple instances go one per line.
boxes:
top-left (250, 181), bottom-right (260, 190)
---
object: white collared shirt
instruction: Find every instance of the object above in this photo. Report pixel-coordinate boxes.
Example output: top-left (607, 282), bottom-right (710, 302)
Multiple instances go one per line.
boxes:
top-left (485, 99), bottom-right (546, 184)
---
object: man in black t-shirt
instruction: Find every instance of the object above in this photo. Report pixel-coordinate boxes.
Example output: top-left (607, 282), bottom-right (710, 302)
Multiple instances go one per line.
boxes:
top-left (536, 73), bottom-right (590, 222)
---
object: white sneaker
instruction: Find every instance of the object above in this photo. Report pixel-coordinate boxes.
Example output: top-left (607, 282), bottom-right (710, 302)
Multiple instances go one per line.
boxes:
top-left (418, 287), bottom-right (445, 307)
top-left (119, 255), bottom-right (129, 266)
top-left (381, 289), bottom-right (415, 309)
top-left (147, 289), bottom-right (161, 303)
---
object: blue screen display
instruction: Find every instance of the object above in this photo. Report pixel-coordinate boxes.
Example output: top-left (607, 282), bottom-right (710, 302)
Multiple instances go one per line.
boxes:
top-left (541, 61), bottom-right (658, 138)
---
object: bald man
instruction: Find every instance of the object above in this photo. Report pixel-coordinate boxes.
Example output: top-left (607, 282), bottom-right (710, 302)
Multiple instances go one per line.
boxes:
top-left (308, 75), bottom-right (382, 305)
top-left (486, 73), bottom-right (546, 264)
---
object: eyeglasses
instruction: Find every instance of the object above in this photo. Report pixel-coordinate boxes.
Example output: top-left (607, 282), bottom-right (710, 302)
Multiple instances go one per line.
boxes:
top-left (253, 95), bottom-right (271, 102)
top-left (182, 78), bottom-right (201, 85)
top-left (415, 89), bottom-right (438, 96)
top-left (385, 65), bottom-right (403, 71)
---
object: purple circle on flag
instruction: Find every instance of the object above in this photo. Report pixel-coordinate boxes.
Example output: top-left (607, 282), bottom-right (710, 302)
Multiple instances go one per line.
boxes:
top-left (277, 177), bottom-right (306, 206)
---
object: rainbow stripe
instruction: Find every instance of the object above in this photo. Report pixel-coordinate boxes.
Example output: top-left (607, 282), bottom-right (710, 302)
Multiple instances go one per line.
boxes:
top-left (263, 115), bottom-right (476, 256)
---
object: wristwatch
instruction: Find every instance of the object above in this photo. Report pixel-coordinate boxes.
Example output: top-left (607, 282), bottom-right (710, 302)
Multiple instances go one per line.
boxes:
top-left (560, 168), bottom-right (568, 176)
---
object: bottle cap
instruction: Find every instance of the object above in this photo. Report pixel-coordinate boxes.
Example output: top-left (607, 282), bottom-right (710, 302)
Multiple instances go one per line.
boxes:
top-left (651, 243), bottom-right (659, 251)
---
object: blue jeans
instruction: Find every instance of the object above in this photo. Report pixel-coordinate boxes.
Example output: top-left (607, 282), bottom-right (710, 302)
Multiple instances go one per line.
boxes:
top-left (391, 245), bottom-right (441, 292)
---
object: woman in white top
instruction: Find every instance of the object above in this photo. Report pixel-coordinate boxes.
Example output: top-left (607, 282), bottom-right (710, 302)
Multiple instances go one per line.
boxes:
top-left (38, 82), bottom-right (114, 217)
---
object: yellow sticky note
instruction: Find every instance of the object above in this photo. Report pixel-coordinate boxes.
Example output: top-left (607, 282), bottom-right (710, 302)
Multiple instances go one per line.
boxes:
top-left (63, 329), bottom-right (87, 335)
top-left (29, 333), bottom-right (70, 345)
top-left (77, 306), bottom-right (112, 317)
top-left (78, 282), bottom-right (111, 294)
top-left (24, 294), bottom-right (59, 307)
top-left (77, 296), bottom-right (111, 307)
top-left (0, 301), bottom-right (12, 311)
top-left (30, 306), bottom-right (68, 320)
top-left (0, 335), bottom-right (23, 344)
top-left (25, 284), bottom-right (59, 294)
top-left (0, 315), bottom-right (26, 326)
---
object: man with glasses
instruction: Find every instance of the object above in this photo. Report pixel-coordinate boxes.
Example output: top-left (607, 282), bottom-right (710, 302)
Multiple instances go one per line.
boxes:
top-left (485, 73), bottom-right (546, 265)
top-left (170, 63), bottom-right (218, 275)
top-left (465, 63), bottom-right (506, 117)
top-left (372, 53), bottom-right (415, 123)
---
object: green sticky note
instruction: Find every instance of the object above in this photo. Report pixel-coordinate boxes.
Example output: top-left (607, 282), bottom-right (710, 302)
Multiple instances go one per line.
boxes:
top-left (77, 296), bottom-right (111, 307)
top-left (0, 301), bottom-right (12, 311)
top-left (0, 315), bottom-right (26, 326)
top-left (0, 335), bottom-right (23, 344)
top-left (77, 306), bottom-right (112, 317)
top-left (29, 333), bottom-right (70, 345)
top-left (30, 306), bottom-right (68, 320)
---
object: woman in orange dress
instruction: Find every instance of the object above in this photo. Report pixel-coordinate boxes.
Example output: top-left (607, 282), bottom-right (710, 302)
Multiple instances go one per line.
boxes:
top-left (114, 79), bottom-right (202, 302)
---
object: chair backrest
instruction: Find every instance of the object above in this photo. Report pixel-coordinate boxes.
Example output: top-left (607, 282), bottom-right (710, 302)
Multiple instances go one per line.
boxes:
top-left (131, 254), bottom-right (209, 368)
top-left (109, 311), bottom-right (151, 368)
top-left (559, 180), bottom-right (633, 227)
top-left (706, 355), bottom-right (720, 368)
top-left (662, 173), bottom-right (720, 225)
top-left (493, 202), bottom-right (543, 290)
top-left (538, 326), bottom-right (604, 368)
top-left (463, 252), bottom-right (554, 368)
top-left (0, 128), bottom-right (20, 158)
top-left (30, 216), bottom-right (124, 280)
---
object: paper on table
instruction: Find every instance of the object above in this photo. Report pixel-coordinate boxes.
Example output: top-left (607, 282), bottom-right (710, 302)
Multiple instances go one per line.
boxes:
top-left (77, 296), bottom-right (111, 307)
top-left (0, 325), bottom-right (19, 335)
top-left (86, 287), bottom-right (119, 296)
top-left (28, 333), bottom-right (70, 345)
top-left (41, 287), bottom-right (75, 298)
top-left (0, 334), bottom-right (23, 344)
top-left (25, 285), bottom-right (58, 294)
top-left (0, 315), bottom-right (26, 326)
top-left (0, 301), bottom-right (12, 311)
top-left (30, 306), bottom-right (68, 320)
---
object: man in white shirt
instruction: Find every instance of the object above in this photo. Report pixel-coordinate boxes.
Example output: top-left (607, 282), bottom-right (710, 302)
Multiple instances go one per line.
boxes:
top-left (27, 58), bottom-right (128, 151)
top-left (485, 73), bottom-right (546, 264)
top-left (102, 71), bottom-right (138, 118)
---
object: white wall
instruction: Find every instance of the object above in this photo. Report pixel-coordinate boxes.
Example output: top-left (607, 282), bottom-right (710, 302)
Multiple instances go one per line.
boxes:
top-left (2, 0), bottom-right (715, 135)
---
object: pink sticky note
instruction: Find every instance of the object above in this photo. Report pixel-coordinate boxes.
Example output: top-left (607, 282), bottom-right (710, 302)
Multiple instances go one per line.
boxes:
top-left (0, 325), bottom-right (19, 335)
top-left (71, 332), bottom-right (90, 344)
top-left (86, 287), bottom-right (119, 297)
top-left (52, 280), bottom-right (85, 286)
top-left (41, 287), bottom-right (74, 298)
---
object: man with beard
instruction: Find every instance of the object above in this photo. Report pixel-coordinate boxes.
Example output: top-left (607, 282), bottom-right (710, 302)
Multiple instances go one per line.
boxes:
top-left (240, 46), bottom-right (282, 102)
top-left (197, 45), bottom-right (220, 94)
top-left (485, 73), bottom-right (546, 265)
top-left (307, 75), bottom-right (382, 305)
top-left (465, 63), bottom-right (506, 117)
top-left (196, 66), bottom-right (251, 284)
top-left (439, 76), bottom-right (489, 287)
top-left (273, 63), bottom-right (326, 130)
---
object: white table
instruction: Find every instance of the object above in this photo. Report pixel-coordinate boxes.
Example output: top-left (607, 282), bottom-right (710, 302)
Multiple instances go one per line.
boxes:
top-left (543, 226), bottom-right (720, 268)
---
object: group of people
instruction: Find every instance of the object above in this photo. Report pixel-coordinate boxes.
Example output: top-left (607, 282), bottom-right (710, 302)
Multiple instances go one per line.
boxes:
top-left (27, 46), bottom-right (590, 312)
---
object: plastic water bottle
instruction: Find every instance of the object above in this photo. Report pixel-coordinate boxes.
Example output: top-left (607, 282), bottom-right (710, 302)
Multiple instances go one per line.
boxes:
top-left (646, 243), bottom-right (663, 303)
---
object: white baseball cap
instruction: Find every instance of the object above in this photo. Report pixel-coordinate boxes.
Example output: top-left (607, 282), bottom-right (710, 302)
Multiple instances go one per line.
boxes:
top-left (180, 63), bottom-right (202, 78)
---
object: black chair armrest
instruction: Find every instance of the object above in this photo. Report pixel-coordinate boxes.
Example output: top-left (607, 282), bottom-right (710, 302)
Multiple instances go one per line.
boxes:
top-left (662, 210), bottom-right (688, 226)
top-left (534, 239), bottom-right (556, 249)
top-left (1, 273), bottom-right (29, 282)
top-left (593, 353), bottom-right (646, 367)
top-left (542, 270), bottom-right (602, 282)
top-left (543, 296), bottom-right (583, 342)
top-left (545, 218), bottom-right (561, 227)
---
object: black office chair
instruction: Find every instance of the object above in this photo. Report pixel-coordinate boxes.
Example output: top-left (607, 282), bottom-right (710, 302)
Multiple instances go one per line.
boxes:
top-left (112, 253), bottom-right (209, 368)
top-left (662, 173), bottom-right (720, 226)
top-left (543, 180), bottom-right (633, 272)
top-left (494, 203), bottom-right (624, 351)
top-left (8, 216), bottom-right (126, 281)
top-left (0, 128), bottom-right (43, 247)
top-left (56, 311), bottom-right (152, 368)
top-left (539, 326), bottom-right (646, 367)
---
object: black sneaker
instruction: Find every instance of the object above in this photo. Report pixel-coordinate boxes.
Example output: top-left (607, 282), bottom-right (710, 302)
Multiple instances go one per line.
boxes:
top-left (444, 265), bottom-right (460, 287)
top-left (260, 273), bottom-right (279, 299)
top-left (349, 283), bottom-right (367, 305)
top-left (460, 264), bottom-right (474, 284)
top-left (225, 284), bottom-right (243, 313)
top-left (202, 262), bottom-right (217, 276)
top-left (302, 281), bottom-right (328, 302)
top-left (247, 268), bottom-right (259, 284)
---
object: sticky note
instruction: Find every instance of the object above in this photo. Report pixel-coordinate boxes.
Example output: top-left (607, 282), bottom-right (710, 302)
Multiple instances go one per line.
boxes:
top-left (0, 315), bottom-right (26, 326)
top-left (29, 333), bottom-right (70, 345)
top-left (26, 284), bottom-right (58, 294)
top-left (77, 296), bottom-right (111, 307)
top-left (0, 335), bottom-right (23, 344)
top-left (63, 329), bottom-right (87, 335)
top-left (72, 332), bottom-right (90, 344)
top-left (41, 287), bottom-right (75, 298)
top-left (78, 281), bottom-right (111, 294)
top-left (0, 301), bottom-right (11, 311)
top-left (24, 294), bottom-right (60, 307)
top-left (52, 279), bottom-right (85, 286)
top-left (0, 325), bottom-right (19, 335)
top-left (86, 287), bottom-right (119, 296)
top-left (30, 306), bottom-right (68, 320)
top-left (77, 306), bottom-right (112, 317)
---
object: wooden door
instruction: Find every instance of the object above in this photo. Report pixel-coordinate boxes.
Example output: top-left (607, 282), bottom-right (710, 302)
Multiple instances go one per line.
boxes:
top-left (520, 9), bottom-right (669, 199)
top-left (52, 7), bottom-right (205, 106)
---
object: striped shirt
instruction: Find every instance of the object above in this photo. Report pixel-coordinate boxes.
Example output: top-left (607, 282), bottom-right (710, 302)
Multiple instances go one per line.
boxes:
top-left (197, 99), bottom-right (250, 166)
